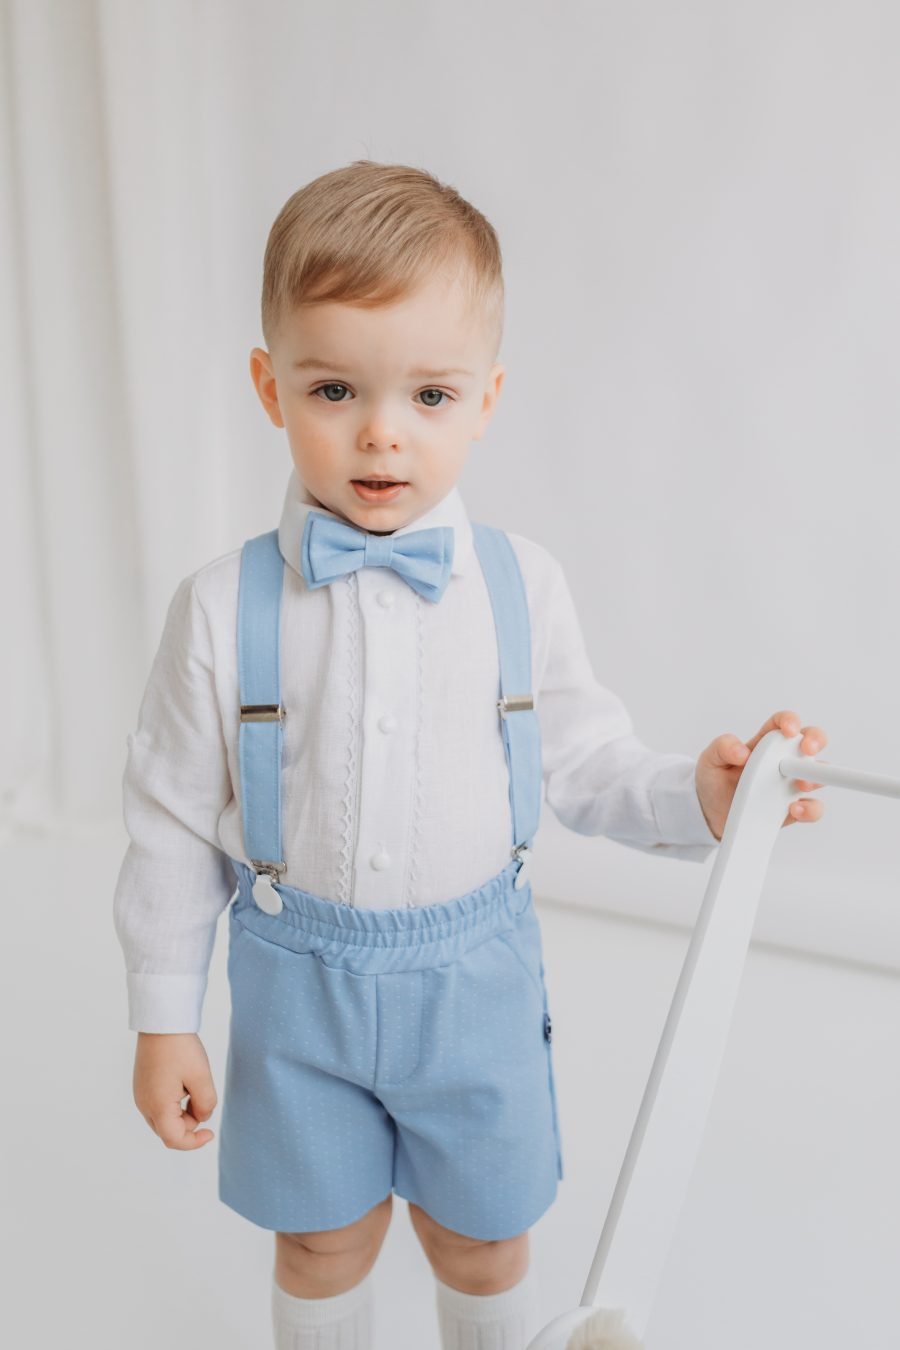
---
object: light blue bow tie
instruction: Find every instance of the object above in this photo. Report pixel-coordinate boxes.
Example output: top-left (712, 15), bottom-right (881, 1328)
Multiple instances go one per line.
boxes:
top-left (300, 510), bottom-right (455, 603)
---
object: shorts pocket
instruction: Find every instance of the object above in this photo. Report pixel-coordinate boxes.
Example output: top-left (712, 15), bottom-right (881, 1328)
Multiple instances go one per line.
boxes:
top-left (540, 963), bottom-right (564, 1181)
top-left (226, 902), bottom-right (246, 976)
top-left (499, 919), bottom-right (564, 1181)
top-left (228, 902), bottom-right (319, 960)
top-left (226, 903), bottom-right (319, 1007)
top-left (496, 914), bottom-right (545, 1002)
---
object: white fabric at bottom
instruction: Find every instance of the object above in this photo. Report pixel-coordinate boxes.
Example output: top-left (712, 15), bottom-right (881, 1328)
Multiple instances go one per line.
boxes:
top-left (271, 1270), bottom-right (374, 1348)
top-left (435, 1267), bottom-right (539, 1348)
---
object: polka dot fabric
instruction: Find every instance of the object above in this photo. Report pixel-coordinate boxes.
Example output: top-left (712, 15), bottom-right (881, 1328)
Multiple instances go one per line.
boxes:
top-left (218, 857), bottom-right (562, 1238)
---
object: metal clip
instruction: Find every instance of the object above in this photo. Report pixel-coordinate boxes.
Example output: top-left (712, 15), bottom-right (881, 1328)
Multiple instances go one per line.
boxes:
top-left (250, 859), bottom-right (286, 915)
top-left (250, 860), bottom-right (287, 879)
top-left (497, 694), bottom-right (534, 718)
top-left (511, 843), bottom-right (533, 890)
top-left (240, 704), bottom-right (286, 722)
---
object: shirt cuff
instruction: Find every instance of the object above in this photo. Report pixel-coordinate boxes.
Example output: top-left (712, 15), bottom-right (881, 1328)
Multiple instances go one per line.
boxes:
top-left (126, 972), bottom-right (208, 1033)
top-left (650, 756), bottom-right (721, 849)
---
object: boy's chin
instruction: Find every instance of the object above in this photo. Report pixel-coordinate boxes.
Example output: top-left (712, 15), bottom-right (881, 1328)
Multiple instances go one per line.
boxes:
top-left (328, 500), bottom-right (408, 535)
top-left (345, 494), bottom-right (421, 534)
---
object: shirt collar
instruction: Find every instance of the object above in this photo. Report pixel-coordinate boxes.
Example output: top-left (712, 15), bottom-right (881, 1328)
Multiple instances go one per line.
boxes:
top-left (277, 466), bottom-right (474, 582)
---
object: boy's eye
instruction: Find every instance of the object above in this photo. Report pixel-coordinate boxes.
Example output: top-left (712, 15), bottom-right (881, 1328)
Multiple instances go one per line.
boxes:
top-left (313, 383), bottom-right (351, 402)
top-left (310, 384), bottom-right (451, 408)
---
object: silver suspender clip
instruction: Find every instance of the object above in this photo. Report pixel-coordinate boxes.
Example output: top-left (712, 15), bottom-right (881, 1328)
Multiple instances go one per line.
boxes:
top-left (497, 693), bottom-right (534, 718)
top-left (242, 706), bottom-right (287, 912)
top-left (250, 859), bottom-right (287, 914)
top-left (240, 704), bottom-right (286, 722)
top-left (500, 695), bottom-right (535, 889)
top-left (511, 842), bottom-right (533, 890)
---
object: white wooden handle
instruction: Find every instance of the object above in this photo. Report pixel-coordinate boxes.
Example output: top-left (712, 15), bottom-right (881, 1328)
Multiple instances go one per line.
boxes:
top-left (529, 730), bottom-right (900, 1350)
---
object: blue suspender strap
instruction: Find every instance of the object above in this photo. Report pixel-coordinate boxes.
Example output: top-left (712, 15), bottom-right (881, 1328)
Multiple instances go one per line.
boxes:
top-left (235, 521), bottom-right (539, 900)
top-left (470, 523), bottom-right (543, 884)
top-left (237, 530), bottom-right (286, 902)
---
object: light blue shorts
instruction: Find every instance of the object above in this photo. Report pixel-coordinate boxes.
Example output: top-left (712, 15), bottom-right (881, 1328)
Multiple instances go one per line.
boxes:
top-left (217, 856), bottom-right (563, 1240)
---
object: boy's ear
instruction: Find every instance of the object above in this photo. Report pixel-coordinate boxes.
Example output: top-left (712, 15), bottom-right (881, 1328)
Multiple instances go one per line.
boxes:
top-left (249, 347), bottom-right (285, 429)
top-left (472, 363), bottom-right (505, 441)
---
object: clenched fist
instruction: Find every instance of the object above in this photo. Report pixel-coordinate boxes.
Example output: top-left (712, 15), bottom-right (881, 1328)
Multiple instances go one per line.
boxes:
top-left (133, 1031), bottom-right (217, 1150)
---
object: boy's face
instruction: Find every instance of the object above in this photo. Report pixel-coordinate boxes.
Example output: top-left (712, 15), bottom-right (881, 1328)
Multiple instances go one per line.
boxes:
top-left (250, 270), bottom-right (504, 534)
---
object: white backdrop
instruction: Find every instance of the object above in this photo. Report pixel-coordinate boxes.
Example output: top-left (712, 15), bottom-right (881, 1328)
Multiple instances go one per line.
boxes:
top-left (4, 0), bottom-right (899, 969)
top-left (2, 2), bottom-right (899, 1346)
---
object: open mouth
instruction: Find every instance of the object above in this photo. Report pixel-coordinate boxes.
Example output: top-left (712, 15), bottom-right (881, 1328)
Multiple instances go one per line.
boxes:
top-left (352, 479), bottom-right (408, 500)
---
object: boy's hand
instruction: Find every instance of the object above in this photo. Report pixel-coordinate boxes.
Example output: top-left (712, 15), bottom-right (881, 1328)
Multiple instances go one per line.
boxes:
top-left (133, 1031), bottom-right (218, 1150)
top-left (695, 709), bottom-right (827, 842)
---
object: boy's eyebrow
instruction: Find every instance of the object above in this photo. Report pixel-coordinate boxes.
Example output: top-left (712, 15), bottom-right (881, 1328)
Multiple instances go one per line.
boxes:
top-left (292, 357), bottom-right (474, 378)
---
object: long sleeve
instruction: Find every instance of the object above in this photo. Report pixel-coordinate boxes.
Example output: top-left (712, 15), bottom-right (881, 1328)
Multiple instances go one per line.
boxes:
top-left (536, 556), bottom-right (720, 863)
top-left (113, 574), bottom-right (237, 1033)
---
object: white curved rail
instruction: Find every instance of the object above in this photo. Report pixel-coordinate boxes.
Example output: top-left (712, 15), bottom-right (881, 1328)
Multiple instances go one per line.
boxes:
top-left (527, 729), bottom-right (899, 1349)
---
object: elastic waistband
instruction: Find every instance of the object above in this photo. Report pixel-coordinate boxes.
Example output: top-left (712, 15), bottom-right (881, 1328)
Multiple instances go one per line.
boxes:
top-left (227, 856), bottom-right (533, 975)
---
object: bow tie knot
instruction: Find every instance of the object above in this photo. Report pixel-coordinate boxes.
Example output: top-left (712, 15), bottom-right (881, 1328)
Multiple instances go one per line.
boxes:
top-left (359, 533), bottom-right (397, 569)
top-left (300, 511), bottom-right (454, 603)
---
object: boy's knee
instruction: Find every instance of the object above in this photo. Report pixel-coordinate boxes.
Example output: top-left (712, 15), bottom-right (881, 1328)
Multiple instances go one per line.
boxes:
top-left (275, 1194), bottom-right (393, 1295)
top-left (407, 1202), bottom-right (529, 1294)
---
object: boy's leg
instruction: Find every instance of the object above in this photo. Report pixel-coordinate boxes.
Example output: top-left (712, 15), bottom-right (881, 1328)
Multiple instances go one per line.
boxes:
top-left (409, 1202), bottom-right (540, 1349)
top-left (275, 1193), bottom-right (393, 1296)
top-left (408, 1201), bottom-right (529, 1292)
top-left (271, 1194), bottom-right (391, 1348)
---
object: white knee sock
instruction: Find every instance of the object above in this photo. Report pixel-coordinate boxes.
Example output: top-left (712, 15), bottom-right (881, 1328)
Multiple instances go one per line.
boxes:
top-left (435, 1267), bottom-right (539, 1349)
top-left (272, 1270), bottom-right (374, 1349)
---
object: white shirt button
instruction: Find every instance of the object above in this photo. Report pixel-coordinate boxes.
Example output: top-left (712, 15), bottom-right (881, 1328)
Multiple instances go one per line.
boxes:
top-left (377, 713), bottom-right (397, 734)
top-left (370, 848), bottom-right (391, 871)
top-left (376, 589), bottom-right (394, 608)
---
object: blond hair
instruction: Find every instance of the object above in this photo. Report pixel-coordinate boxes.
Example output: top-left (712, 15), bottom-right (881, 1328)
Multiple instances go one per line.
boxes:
top-left (260, 160), bottom-right (504, 360)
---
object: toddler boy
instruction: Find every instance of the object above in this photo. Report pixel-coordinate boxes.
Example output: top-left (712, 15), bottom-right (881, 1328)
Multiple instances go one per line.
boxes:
top-left (114, 160), bottom-right (826, 1350)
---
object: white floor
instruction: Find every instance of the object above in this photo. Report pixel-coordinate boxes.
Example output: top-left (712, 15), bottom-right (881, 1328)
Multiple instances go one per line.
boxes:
top-left (3, 823), bottom-right (898, 1348)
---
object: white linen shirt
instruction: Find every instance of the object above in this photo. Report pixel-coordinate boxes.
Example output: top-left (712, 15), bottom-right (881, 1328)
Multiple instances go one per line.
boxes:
top-left (113, 467), bottom-right (720, 1033)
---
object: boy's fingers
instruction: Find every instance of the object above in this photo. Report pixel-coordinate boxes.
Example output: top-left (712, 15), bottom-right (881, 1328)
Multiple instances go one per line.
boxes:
top-left (153, 1104), bottom-right (215, 1149)
top-left (157, 1122), bottom-right (212, 1149)
top-left (184, 1084), bottom-right (218, 1122)
top-left (179, 1116), bottom-right (215, 1145)
top-left (707, 733), bottom-right (747, 767)
top-left (785, 799), bottom-right (826, 824)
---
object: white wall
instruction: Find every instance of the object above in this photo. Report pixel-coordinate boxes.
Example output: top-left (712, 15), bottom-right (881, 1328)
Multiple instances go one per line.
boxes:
top-left (5, 0), bottom-right (899, 963)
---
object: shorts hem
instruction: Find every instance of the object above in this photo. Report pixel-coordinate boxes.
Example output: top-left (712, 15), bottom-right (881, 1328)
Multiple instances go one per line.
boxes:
top-left (393, 1177), bottom-right (560, 1242)
top-left (217, 1181), bottom-right (394, 1234)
